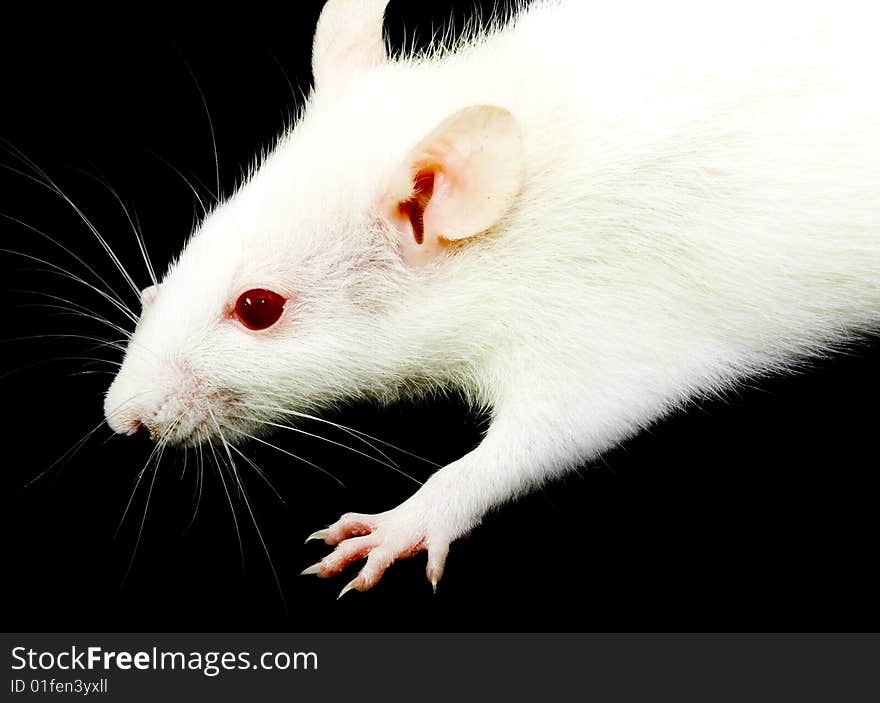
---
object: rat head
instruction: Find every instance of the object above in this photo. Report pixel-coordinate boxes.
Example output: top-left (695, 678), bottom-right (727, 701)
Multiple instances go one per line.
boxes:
top-left (104, 0), bottom-right (524, 447)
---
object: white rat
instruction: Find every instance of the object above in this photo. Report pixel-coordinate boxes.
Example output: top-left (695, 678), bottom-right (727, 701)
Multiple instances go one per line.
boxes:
top-left (104, 0), bottom-right (880, 596)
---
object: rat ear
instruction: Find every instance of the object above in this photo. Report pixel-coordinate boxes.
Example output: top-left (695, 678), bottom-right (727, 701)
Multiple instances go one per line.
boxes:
top-left (382, 105), bottom-right (524, 267)
top-left (312, 0), bottom-right (389, 90)
top-left (140, 284), bottom-right (158, 308)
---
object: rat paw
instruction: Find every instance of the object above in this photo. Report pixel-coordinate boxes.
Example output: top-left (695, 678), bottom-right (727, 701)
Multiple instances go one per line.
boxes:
top-left (302, 508), bottom-right (451, 596)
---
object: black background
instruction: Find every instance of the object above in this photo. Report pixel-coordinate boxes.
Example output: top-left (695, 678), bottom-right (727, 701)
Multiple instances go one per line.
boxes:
top-left (1, 2), bottom-right (877, 632)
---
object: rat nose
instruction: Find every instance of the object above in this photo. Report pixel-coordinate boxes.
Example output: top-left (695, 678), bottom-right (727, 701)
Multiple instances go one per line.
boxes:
top-left (106, 409), bottom-right (142, 436)
top-left (104, 373), bottom-right (146, 436)
top-left (105, 353), bottom-right (216, 446)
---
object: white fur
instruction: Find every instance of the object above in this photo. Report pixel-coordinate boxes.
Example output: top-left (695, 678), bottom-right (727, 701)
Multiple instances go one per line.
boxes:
top-left (105, 0), bottom-right (880, 580)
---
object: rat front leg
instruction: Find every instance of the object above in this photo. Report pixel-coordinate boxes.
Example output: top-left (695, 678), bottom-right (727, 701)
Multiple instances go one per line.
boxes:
top-left (301, 404), bottom-right (585, 597)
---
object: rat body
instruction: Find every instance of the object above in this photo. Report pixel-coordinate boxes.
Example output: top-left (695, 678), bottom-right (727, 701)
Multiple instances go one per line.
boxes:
top-left (104, 0), bottom-right (880, 594)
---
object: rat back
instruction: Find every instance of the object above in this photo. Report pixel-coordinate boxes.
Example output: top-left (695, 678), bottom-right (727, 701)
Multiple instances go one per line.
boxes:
top-left (376, 0), bottom-right (880, 413)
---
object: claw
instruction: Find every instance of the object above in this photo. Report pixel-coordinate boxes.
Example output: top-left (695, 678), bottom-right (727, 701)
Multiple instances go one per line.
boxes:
top-left (426, 543), bottom-right (448, 593)
top-left (337, 578), bottom-right (360, 600)
top-left (300, 561), bottom-right (322, 576)
top-left (305, 528), bottom-right (329, 544)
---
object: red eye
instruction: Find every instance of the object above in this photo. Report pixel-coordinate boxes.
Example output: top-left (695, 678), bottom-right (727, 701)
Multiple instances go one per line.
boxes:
top-left (234, 288), bottom-right (286, 330)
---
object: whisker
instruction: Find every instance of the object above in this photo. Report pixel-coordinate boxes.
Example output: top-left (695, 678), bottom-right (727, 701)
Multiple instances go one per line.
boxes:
top-left (0, 212), bottom-right (135, 315)
top-left (116, 435), bottom-right (166, 538)
top-left (180, 56), bottom-right (222, 202)
top-left (5, 333), bottom-right (128, 353)
top-left (242, 398), bottom-right (441, 468)
top-left (228, 443), bottom-right (286, 505)
top-left (12, 286), bottom-right (160, 363)
top-left (180, 444), bottom-right (188, 480)
top-left (269, 52), bottom-right (298, 108)
top-left (23, 416), bottom-right (107, 488)
top-left (184, 430), bottom-right (206, 533)
top-left (0, 147), bottom-right (142, 299)
top-left (22, 391), bottom-right (149, 489)
top-left (234, 428), bottom-right (345, 488)
top-left (23, 305), bottom-right (130, 341)
top-left (242, 415), bottom-right (423, 486)
top-left (73, 167), bottom-right (158, 286)
top-left (17, 292), bottom-right (133, 339)
top-left (120, 411), bottom-right (196, 584)
top-left (2, 248), bottom-right (138, 324)
top-left (205, 418), bottom-right (245, 570)
top-left (122, 421), bottom-right (178, 583)
top-left (123, 459), bottom-right (160, 583)
top-left (115, 407), bottom-right (179, 535)
top-left (238, 400), bottom-right (400, 469)
top-left (0, 356), bottom-right (121, 381)
top-left (149, 152), bottom-right (211, 217)
top-left (213, 416), bottom-right (287, 613)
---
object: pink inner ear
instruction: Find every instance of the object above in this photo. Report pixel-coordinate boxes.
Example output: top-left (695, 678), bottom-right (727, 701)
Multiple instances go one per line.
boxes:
top-left (397, 170), bottom-right (436, 246)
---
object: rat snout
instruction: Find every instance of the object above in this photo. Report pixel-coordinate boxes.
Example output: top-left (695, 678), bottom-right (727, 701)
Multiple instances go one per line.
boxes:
top-left (104, 358), bottom-right (223, 445)
top-left (104, 373), bottom-right (146, 437)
